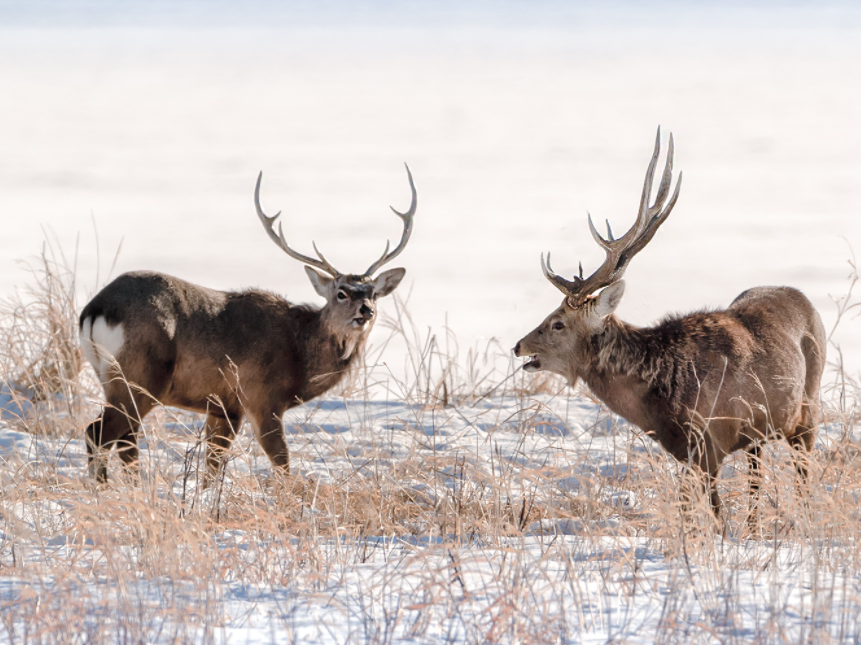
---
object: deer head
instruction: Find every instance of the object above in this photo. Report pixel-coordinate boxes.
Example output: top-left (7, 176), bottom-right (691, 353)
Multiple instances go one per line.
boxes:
top-left (514, 129), bottom-right (682, 384)
top-left (254, 165), bottom-right (415, 346)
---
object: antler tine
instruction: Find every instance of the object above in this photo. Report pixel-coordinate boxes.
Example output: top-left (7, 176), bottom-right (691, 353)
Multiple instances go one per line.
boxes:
top-left (615, 128), bottom-right (675, 248)
top-left (541, 252), bottom-right (582, 297)
top-left (587, 213), bottom-right (613, 251)
top-left (364, 163), bottom-right (417, 276)
top-left (651, 132), bottom-right (674, 211)
top-left (621, 170), bottom-right (682, 262)
top-left (255, 172), bottom-right (340, 277)
top-left (544, 129), bottom-right (681, 306)
top-left (616, 131), bottom-right (679, 263)
top-left (636, 126), bottom-right (663, 234)
top-left (254, 172), bottom-right (284, 247)
top-left (310, 241), bottom-right (339, 276)
top-left (585, 129), bottom-right (665, 255)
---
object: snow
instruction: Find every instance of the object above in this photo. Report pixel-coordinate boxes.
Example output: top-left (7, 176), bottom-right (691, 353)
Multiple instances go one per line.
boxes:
top-left (0, 384), bottom-right (35, 423)
top-left (1, 375), bottom-right (860, 643)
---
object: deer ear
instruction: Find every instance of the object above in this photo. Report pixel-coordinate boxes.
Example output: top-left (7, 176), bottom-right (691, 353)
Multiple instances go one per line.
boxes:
top-left (594, 281), bottom-right (625, 317)
top-left (305, 266), bottom-right (333, 298)
top-left (372, 268), bottom-right (406, 298)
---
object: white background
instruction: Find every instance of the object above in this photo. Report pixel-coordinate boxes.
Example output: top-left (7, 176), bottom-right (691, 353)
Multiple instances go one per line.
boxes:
top-left (1, 1), bottom-right (859, 372)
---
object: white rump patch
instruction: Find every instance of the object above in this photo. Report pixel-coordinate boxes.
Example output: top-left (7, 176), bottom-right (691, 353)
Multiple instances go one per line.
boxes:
top-left (80, 316), bottom-right (125, 384)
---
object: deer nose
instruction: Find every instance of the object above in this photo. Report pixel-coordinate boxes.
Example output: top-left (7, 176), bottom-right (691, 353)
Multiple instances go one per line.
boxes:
top-left (360, 303), bottom-right (374, 319)
top-left (513, 342), bottom-right (521, 356)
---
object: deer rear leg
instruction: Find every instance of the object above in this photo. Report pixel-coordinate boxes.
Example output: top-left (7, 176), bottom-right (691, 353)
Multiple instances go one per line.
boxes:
top-left (86, 411), bottom-right (143, 483)
top-left (746, 442), bottom-right (762, 532)
top-left (86, 399), bottom-right (153, 482)
top-left (85, 414), bottom-right (110, 482)
top-left (205, 411), bottom-right (241, 480)
top-left (706, 471), bottom-right (722, 518)
top-left (789, 427), bottom-right (815, 498)
top-left (250, 410), bottom-right (290, 475)
top-left (86, 379), bottom-right (156, 482)
top-left (115, 430), bottom-right (140, 479)
top-left (787, 395), bottom-right (817, 499)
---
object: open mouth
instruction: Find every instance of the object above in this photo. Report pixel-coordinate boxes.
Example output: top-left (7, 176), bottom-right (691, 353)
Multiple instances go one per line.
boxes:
top-left (523, 355), bottom-right (542, 372)
top-left (352, 318), bottom-right (369, 329)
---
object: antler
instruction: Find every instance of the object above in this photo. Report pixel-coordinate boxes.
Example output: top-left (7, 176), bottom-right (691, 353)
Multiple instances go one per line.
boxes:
top-left (543, 127), bottom-right (682, 306)
top-left (254, 172), bottom-right (341, 278)
top-left (364, 163), bottom-right (417, 276)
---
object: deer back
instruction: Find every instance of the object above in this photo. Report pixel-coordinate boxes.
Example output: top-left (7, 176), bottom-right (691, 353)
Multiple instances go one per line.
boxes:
top-left (80, 271), bottom-right (349, 416)
top-left (577, 286), bottom-right (825, 465)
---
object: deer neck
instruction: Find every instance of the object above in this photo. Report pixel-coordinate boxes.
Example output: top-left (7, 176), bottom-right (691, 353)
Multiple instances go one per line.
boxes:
top-left (317, 309), bottom-right (371, 363)
top-left (580, 316), bottom-right (666, 429)
top-left (297, 310), bottom-right (367, 397)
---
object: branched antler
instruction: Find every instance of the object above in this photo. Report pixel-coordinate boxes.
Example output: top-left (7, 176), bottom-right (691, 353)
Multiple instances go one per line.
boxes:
top-left (254, 164), bottom-right (417, 278)
top-left (364, 164), bottom-right (417, 276)
top-left (254, 172), bottom-right (341, 277)
top-left (543, 127), bottom-right (682, 306)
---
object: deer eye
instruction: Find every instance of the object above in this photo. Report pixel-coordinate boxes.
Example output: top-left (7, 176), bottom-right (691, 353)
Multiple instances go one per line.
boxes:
top-left (337, 290), bottom-right (348, 301)
top-left (552, 321), bottom-right (565, 331)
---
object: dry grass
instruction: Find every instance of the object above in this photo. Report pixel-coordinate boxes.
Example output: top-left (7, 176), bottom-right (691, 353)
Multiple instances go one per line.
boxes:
top-left (1, 244), bottom-right (860, 643)
top-left (0, 239), bottom-right (88, 440)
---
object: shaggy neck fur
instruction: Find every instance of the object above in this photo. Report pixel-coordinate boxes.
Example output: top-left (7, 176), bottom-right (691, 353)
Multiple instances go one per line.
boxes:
top-left (584, 315), bottom-right (677, 402)
top-left (291, 314), bottom-right (354, 401)
top-left (574, 315), bottom-right (683, 432)
top-left (582, 310), bottom-right (758, 421)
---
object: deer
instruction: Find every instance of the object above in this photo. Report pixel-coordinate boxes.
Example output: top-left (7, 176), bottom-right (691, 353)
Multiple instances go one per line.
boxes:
top-left (79, 165), bottom-right (416, 482)
top-left (514, 130), bottom-right (826, 519)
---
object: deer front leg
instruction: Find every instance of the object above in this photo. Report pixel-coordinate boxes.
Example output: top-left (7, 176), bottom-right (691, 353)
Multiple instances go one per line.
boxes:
top-left (747, 442), bottom-right (762, 530)
top-left (205, 411), bottom-right (241, 480)
top-left (686, 424), bottom-right (724, 519)
top-left (250, 409), bottom-right (290, 475)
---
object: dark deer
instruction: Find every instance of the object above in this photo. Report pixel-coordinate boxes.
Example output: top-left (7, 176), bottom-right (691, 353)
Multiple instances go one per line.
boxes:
top-left (514, 131), bottom-right (825, 517)
top-left (80, 165), bottom-right (416, 482)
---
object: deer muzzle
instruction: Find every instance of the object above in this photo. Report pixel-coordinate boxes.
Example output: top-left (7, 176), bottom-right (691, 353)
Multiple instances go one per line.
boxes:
top-left (352, 302), bottom-right (375, 329)
top-left (513, 339), bottom-right (542, 372)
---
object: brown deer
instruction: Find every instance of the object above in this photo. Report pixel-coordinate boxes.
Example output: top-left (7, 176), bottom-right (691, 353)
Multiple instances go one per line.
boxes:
top-left (514, 130), bottom-right (826, 517)
top-left (80, 165), bottom-right (416, 482)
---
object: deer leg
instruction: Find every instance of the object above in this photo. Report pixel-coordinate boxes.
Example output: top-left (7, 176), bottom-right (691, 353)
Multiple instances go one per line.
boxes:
top-left (691, 430), bottom-right (723, 519)
top-left (115, 430), bottom-right (140, 475)
top-left (707, 470), bottom-right (721, 518)
top-left (785, 394), bottom-right (816, 512)
top-left (678, 463), bottom-right (720, 522)
top-left (789, 429), bottom-right (814, 498)
top-left (250, 410), bottom-right (290, 474)
top-left (86, 385), bottom-right (155, 483)
top-left (205, 411), bottom-right (241, 479)
top-left (746, 442), bottom-right (762, 532)
top-left (85, 406), bottom-right (148, 482)
top-left (85, 414), bottom-right (110, 483)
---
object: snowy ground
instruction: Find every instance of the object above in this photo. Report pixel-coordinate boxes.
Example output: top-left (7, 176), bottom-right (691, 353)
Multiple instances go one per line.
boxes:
top-left (1, 358), bottom-right (861, 643)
